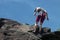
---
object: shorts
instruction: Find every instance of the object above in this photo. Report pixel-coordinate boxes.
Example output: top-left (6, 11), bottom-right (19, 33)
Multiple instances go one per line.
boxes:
top-left (36, 15), bottom-right (45, 24)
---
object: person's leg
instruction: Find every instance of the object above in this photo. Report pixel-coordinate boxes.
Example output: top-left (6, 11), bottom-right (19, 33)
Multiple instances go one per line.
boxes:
top-left (39, 17), bottom-right (45, 32)
top-left (39, 21), bottom-right (42, 32)
top-left (33, 24), bottom-right (38, 32)
top-left (34, 15), bottom-right (41, 32)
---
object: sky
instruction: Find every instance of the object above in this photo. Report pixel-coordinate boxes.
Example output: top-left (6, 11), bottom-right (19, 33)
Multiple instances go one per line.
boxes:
top-left (0, 0), bottom-right (60, 32)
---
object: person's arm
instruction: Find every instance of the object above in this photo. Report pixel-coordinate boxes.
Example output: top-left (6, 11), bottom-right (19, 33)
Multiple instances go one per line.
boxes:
top-left (43, 9), bottom-right (49, 20)
top-left (33, 12), bottom-right (36, 16)
top-left (33, 8), bottom-right (37, 16)
top-left (46, 13), bottom-right (49, 20)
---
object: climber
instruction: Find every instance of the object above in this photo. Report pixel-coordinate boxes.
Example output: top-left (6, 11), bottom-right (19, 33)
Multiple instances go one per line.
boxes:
top-left (33, 7), bottom-right (49, 32)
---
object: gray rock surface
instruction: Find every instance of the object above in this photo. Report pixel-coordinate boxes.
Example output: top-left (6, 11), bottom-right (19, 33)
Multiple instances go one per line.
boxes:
top-left (0, 18), bottom-right (60, 40)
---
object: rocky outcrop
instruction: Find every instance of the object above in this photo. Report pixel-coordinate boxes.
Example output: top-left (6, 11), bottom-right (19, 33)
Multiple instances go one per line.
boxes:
top-left (0, 18), bottom-right (60, 40)
top-left (1, 30), bottom-right (40, 40)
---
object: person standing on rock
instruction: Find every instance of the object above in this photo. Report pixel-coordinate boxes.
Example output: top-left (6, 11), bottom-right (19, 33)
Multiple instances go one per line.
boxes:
top-left (33, 7), bottom-right (49, 32)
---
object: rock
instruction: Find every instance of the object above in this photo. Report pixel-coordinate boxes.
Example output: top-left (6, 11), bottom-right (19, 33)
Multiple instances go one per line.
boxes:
top-left (54, 31), bottom-right (60, 38)
top-left (41, 31), bottom-right (60, 40)
top-left (0, 30), bottom-right (41, 40)
top-left (0, 18), bottom-right (60, 40)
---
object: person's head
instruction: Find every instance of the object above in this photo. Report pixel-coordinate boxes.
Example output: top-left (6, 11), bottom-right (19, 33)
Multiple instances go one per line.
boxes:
top-left (36, 7), bottom-right (47, 13)
top-left (36, 7), bottom-right (41, 9)
top-left (36, 7), bottom-right (41, 10)
top-left (36, 7), bottom-right (42, 12)
top-left (35, 7), bottom-right (44, 12)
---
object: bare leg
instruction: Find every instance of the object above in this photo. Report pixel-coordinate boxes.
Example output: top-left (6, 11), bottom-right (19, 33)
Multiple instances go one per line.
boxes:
top-left (39, 22), bottom-right (42, 32)
top-left (33, 22), bottom-right (38, 32)
top-left (34, 15), bottom-right (40, 32)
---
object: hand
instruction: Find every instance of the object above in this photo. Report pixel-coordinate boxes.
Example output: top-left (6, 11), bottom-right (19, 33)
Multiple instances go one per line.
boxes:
top-left (33, 13), bottom-right (36, 16)
top-left (47, 18), bottom-right (49, 21)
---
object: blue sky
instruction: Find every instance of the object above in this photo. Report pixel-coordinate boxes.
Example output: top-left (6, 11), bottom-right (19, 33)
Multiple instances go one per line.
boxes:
top-left (0, 0), bottom-right (60, 32)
